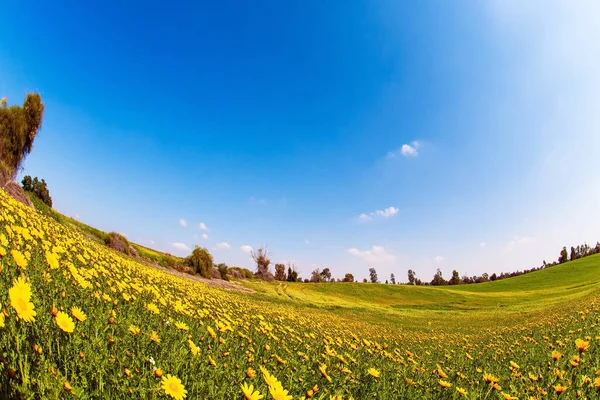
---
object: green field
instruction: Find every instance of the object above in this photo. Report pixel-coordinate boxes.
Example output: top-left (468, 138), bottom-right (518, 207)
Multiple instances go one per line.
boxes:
top-left (2, 188), bottom-right (600, 399)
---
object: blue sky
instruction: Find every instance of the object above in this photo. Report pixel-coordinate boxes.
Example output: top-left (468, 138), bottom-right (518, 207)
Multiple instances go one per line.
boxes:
top-left (2, 1), bottom-right (599, 282)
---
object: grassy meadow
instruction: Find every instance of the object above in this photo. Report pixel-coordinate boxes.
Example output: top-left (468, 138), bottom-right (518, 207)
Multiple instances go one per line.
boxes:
top-left (2, 188), bottom-right (600, 399)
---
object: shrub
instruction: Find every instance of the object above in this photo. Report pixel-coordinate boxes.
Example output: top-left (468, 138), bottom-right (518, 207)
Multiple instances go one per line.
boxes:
top-left (185, 246), bottom-right (213, 278)
top-left (21, 175), bottom-right (52, 207)
top-left (104, 232), bottom-right (131, 255)
top-left (216, 263), bottom-right (229, 281)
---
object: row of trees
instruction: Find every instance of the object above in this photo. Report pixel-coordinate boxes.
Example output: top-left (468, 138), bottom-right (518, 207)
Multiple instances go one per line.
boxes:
top-left (21, 175), bottom-right (52, 207)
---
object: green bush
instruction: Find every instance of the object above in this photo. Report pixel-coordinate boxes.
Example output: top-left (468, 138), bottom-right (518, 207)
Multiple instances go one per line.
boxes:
top-left (22, 175), bottom-right (52, 207)
top-left (185, 246), bottom-right (213, 278)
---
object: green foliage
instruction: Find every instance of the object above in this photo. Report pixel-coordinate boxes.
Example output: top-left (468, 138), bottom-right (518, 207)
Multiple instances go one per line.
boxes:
top-left (21, 175), bottom-right (52, 207)
top-left (369, 268), bottom-right (378, 283)
top-left (0, 94), bottom-right (44, 178)
top-left (343, 273), bottom-right (354, 282)
top-left (229, 267), bottom-right (254, 279)
top-left (286, 266), bottom-right (298, 282)
top-left (216, 263), bottom-right (229, 281)
top-left (274, 263), bottom-right (286, 281)
top-left (185, 246), bottom-right (214, 278)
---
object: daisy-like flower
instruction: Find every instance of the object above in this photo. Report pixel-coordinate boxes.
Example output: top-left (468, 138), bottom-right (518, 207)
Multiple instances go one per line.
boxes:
top-left (439, 379), bottom-right (452, 388)
top-left (129, 325), bottom-right (141, 335)
top-left (11, 249), bottom-right (28, 269)
top-left (575, 338), bottom-right (590, 353)
top-left (554, 384), bottom-right (568, 394)
top-left (9, 276), bottom-right (36, 322)
top-left (147, 303), bottom-right (159, 315)
top-left (188, 339), bottom-right (199, 356)
top-left (71, 306), bottom-right (87, 322)
top-left (55, 311), bottom-right (75, 333)
top-left (175, 321), bottom-right (189, 331)
top-left (0, 312), bottom-right (5, 328)
top-left (368, 367), bottom-right (380, 378)
top-left (241, 382), bottom-right (264, 400)
top-left (150, 331), bottom-right (161, 343)
top-left (161, 374), bottom-right (187, 400)
top-left (246, 367), bottom-right (256, 379)
top-left (269, 384), bottom-right (293, 400)
top-left (456, 387), bottom-right (467, 396)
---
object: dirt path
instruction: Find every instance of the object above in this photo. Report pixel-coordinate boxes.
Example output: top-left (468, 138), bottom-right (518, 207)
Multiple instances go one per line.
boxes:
top-left (148, 263), bottom-right (255, 294)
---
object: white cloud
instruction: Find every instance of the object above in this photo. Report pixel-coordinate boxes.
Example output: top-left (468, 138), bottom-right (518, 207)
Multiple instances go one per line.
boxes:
top-left (171, 242), bottom-right (190, 252)
top-left (240, 245), bottom-right (254, 254)
top-left (347, 245), bottom-right (397, 264)
top-left (358, 206), bottom-right (399, 222)
top-left (179, 218), bottom-right (188, 227)
top-left (199, 222), bottom-right (209, 231)
top-left (434, 256), bottom-right (444, 263)
top-left (202, 233), bottom-right (208, 240)
top-left (479, 242), bottom-right (487, 248)
top-left (216, 242), bottom-right (231, 249)
top-left (504, 236), bottom-right (536, 252)
top-left (74, 214), bottom-right (80, 220)
top-left (388, 141), bottom-right (421, 158)
top-left (305, 239), bottom-right (310, 244)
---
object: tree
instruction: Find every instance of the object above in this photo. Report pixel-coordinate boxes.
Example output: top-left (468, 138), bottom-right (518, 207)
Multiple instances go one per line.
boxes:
top-left (275, 263), bottom-right (286, 281)
top-left (342, 273), bottom-right (354, 282)
top-left (362, 278), bottom-right (368, 283)
top-left (320, 268), bottom-right (331, 281)
top-left (185, 246), bottom-right (213, 278)
top-left (286, 263), bottom-right (299, 282)
top-left (0, 94), bottom-right (45, 179)
top-left (21, 175), bottom-right (32, 191)
top-left (407, 269), bottom-right (416, 285)
top-left (570, 246), bottom-right (577, 261)
top-left (369, 268), bottom-right (378, 283)
top-left (390, 273), bottom-right (396, 284)
top-left (449, 270), bottom-right (460, 285)
top-left (310, 269), bottom-right (322, 283)
top-left (252, 246), bottom-right (272, 280)
top-left (558, 247), bottom-right (568, 264)
top-left (430, 268), bottom-right (447, 286)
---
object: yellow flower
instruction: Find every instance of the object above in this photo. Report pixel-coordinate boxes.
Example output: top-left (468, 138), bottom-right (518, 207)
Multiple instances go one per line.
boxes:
top-left (55, 311), bottom-right (75, 333)
top-left (501, 393), bottom-right (518, 400)
top-left (45, 251), bottom-right (59, 269)
top-left (246, 367), bottom-right (257, 378)
top-left (161, 374), bottom-right (187, 400)
top-left (554, 384), bottom-right (567, 394)
top-left (368, 367), bottom-right (380, 378)
top-left (129, 325), bottom-right (141, 335)
top-left (147, 303), bottom-right (159, 315)
top-left (594, 376), bottom-right (600, 390)
top-left (11, 249), bottom-right (27, 269)
top-left (269, 384), bottom-right (293, 400)
top-left (456, 387), bottom-right (467, 396)
top-left (575, 338), bottom-right (590, 353)
top-left (0, 312), bottom-right (4, 328)
top-left (175, 321), bottom-right (189, 331)
top-left (260, 367), bottom-right (282, 390)
top-left (9, 276), bottom-right (36, 322)
top-left (439, 379), bottom-right (452, 388)
top-left (241, 382), bottom-right (264, 400)
top-left (552, 350), bottom-right (562, 361)
top-left (71, 306), bottom-right (87, 322)
top-left (188, 339), bottom-right (199, 356)
top-left (483, 372), bottom-right (499, 384)
top-left (151, 331), bottom-right (161, 343)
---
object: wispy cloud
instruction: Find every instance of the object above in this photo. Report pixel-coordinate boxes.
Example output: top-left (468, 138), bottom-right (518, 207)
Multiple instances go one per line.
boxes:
top-left (199, 222), bottom-right (209, 231)
top-left (504, 236), bottom-right (536, 252)
top-left (179, 218), bottom-right (188, 227)
top-left (240, 245), bottom-right (253, 254)
top-left (347, 245), bottom-right (396, 264)
top-left (358, 206), bottom-right (399, 222)
top-left (216, 242), bottom-right (231, 249)
top-left (171, 242), bottom-right (190, 252)
top-left (434, 256), bottom-right (444, 263)
top-left (201, 233), bottom-right (208, 240)
top-left (479, 242), bottom-right (487, 248)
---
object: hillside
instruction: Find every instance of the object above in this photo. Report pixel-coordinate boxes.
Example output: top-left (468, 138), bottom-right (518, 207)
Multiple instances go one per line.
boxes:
top-left (2, 188), bottom-right (600, 399)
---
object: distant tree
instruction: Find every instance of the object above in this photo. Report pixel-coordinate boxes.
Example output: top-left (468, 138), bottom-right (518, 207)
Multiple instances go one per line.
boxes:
top-left (21, 175), bottom-right (52, 207)
top-left (390, 273), bottom-right (396, 284)
top-left (274, 263), bottom-right (286, 281)
top-left (252, 246), bottom-right (272, 280)
top-left (407, 269), bottom-right (416, 285)
top-left (558, 246), bottom-right (568, 264)
top-left (449, 270), bottom-right (460, 285)
top-left (21, 175), bottom-right (32, 191)
top-left (185, 246), bottom-right (213, 278)
top-left (0, 93), bottom-right (45, 179)
top-left (415, 279), bottom-right (422, 286)
top-left (362, 278), bottom-right (368, 283)
top-left (430, 268), bottom-right (447, 286)
top-left (342, 273), bottom-right (354, 282)
top-left (286, 262), bottom-right (299, 282)
top-left (310, 269), bottom-right (322, 283)
top-left (490, 273), bottom-right (497, 281)
top-left (320, 268), bottom-right (332, 281)
top-left (570, 246), bottom-right (577, 261)
top-left (369, 268), bottom-right (378, 283)
top-left (216, 263), bottom-right (229, 280)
